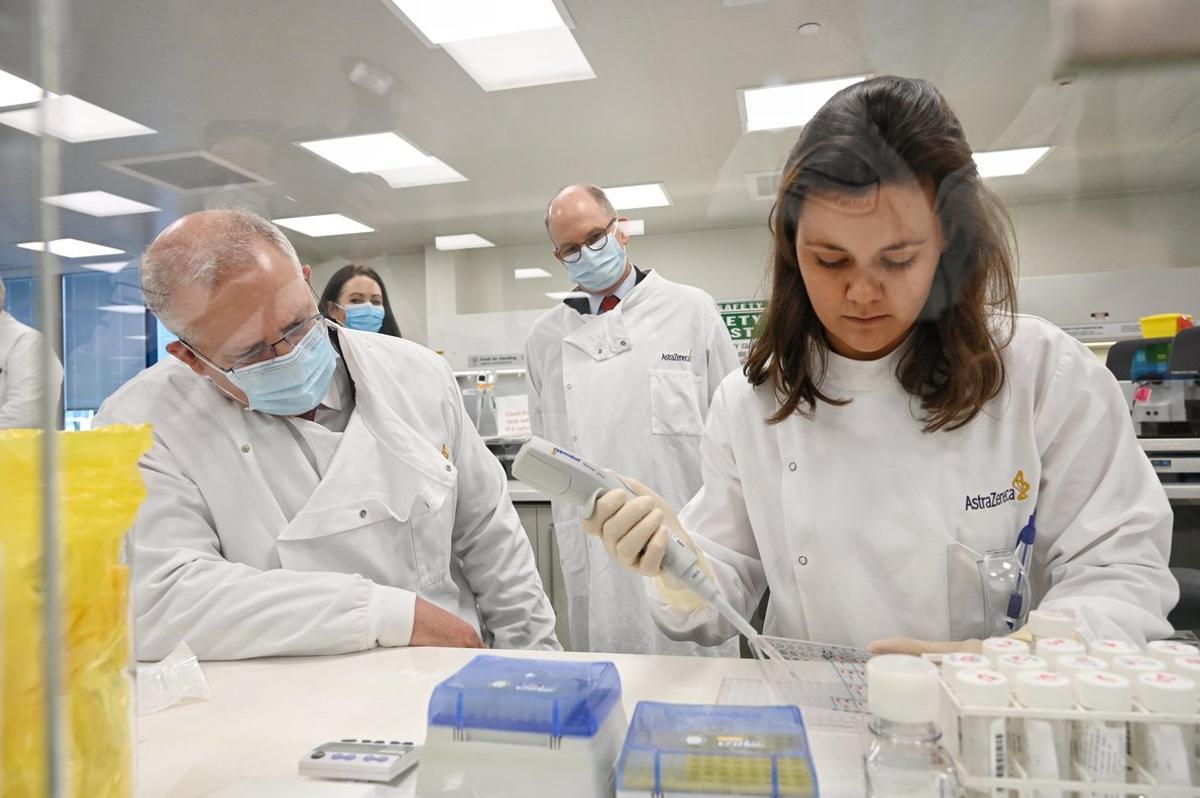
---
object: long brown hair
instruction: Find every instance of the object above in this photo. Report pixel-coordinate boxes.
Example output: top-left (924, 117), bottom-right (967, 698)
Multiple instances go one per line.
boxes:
top-left (318, 263), bottom-right (403, 338)
top-left (745, 76), bottom-right (1017, 432)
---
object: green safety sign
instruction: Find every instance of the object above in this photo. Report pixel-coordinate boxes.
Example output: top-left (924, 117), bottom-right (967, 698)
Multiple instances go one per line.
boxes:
top-left (717, 299), bottom-right (766, 363)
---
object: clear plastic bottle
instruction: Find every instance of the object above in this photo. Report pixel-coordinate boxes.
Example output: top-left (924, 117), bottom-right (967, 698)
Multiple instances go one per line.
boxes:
top-left (863, 655), bottom-right (959, 797)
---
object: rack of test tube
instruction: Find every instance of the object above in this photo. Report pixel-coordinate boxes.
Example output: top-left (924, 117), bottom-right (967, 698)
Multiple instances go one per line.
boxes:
top-left (932, 636), bottom-right (1200, 795)
top-left (750, 635), bottom-right (871, 730)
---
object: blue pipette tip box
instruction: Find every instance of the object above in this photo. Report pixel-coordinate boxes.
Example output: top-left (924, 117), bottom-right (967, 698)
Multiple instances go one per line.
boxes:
top-left (616, 702), bottom-right (819, 797)
top-left (427, 655), bottom-right (623, 738)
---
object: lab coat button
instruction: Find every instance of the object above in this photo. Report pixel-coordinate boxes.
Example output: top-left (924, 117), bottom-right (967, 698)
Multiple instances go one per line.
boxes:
top-left (240, 444), bottom-right (251, 454)
top-left (445, 464), bottom-right (452, 472)
top-left (788, 461), bottom-right (797, 472)
top-left (567, 384), bottom-right (573, 390)
top-left (797, 555), bottom-right (808, 566)
top-left (359, 509), bottom-right (368, 519)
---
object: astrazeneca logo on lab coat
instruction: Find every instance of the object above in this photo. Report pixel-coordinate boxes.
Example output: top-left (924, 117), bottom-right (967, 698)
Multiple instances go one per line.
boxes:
top-left (964, 470), bottom-right (1031, 511)
top-left (661, 349), bottom-right (694, 362)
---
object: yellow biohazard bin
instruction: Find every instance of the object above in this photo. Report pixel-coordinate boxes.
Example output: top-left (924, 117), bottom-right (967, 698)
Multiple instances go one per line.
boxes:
top-left (0, 425), bottom-right (151, 798)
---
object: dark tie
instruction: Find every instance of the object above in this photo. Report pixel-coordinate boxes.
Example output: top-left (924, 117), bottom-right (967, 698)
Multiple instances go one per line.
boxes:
top-left (297, 409), bottom-right (317, 422)
top-left (599, 295), bottom-right (620, 314)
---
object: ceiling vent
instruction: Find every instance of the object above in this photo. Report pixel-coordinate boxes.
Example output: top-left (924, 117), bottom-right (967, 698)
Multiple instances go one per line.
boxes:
top-left (106, 151), bottom-right (272, 193)
top-left (746, 170), bottom-right (782, 201)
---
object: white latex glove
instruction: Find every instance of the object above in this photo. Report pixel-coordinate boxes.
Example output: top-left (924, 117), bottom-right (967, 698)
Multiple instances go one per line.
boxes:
top-left (582, 475), bottom-right (714, 611)
top-left (581, 475), bottom-right (689, 577)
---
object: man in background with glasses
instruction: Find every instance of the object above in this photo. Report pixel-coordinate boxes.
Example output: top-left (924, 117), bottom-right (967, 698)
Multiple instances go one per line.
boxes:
top-left (0, 274), bottom-right (63, 430)
top-left (96, 209), bottom-right (559, 660)
top-left (524, 184), bottom-right (740, 656)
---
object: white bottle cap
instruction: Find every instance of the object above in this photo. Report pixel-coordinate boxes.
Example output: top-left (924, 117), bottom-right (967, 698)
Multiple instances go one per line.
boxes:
top-left (1110, 654), bottom-right (1166, 682)
top-left (955, 669), bottom-right (1010, 707)
top-left (1015, 670), bottom-right (1073, 710)
top-left (1074, 670), bottom-right (1132, 712)
top-left (1087, 639), bottom-right (1140, 663)
top-left (868, 655), bottom-right (941, 724)
top-left (942, 652), bottom-right (992, 681)
top-left (1135, 671), bottom-right (1198, 714)
top-left (1145, 640), bottom-right (1200, 666)
top-left (982, 637), bottom-right (1030, 659)
top-left (1035, 637), bottom-right (1085, 659)
top-left (1027, 608), bottom-right (1077, 640)
top-left (996, 653), bottom-right (1048, 683)
top-left (1055, 654), bottom-right (1109, 677)
top-left (1171, 656), bottom-right (1200, 679)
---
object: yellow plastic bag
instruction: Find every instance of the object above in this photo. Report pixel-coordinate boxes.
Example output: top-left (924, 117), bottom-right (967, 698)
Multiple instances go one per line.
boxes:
top-left (0, 425), bottom-right (151, 798)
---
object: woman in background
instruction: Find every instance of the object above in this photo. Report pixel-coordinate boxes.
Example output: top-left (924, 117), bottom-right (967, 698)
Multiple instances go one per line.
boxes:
top-left (319, 264), bottom-right (402, 337)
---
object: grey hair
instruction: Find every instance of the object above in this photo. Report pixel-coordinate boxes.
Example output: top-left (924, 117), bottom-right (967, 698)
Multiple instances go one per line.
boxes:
top-left (0, 274), bottom-right (6, 310)
top-left (544, 184), bottom-right (617, 238)
top-left (140, 209), bottom-right (300, 339)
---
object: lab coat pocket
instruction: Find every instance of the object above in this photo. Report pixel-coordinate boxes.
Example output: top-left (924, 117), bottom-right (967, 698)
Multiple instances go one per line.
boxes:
top-left (277, 496), bottom-right (419, 588)
top-left (408, 480), bottom-right (457, 591)
top-left (649, 368), bottom-right (705, 436)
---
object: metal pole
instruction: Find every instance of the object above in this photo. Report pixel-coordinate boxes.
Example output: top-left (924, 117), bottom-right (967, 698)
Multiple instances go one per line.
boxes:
top-left (35, 0), bottom-right (66, 794)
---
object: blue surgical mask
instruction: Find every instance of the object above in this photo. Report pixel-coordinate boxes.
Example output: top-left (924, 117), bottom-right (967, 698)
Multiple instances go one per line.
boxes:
top-left (567, 234), bottom-right (627, 291)
top-left (227, 322), bottom-right (339, 416)
top-left (343, 303), bottom-right (385, 333)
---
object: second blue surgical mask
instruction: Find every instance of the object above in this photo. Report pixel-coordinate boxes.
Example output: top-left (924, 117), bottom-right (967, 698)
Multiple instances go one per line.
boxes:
top-left (567, 233), bottom-right (627, 291)
top-left (228, 321), bottom-right (339, 416)
top-left (343, 303), bottom-right (385, 333)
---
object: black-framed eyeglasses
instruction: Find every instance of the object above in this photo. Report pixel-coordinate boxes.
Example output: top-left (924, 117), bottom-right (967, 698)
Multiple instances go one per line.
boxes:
top-left (184, 311), bottom-right (324, 375)
top-left (556, 217), bottom-right (618, 263)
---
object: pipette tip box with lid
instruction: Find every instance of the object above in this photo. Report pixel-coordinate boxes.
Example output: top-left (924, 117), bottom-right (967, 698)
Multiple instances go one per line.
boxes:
top-left (417, 655), bottom-right (626, 797)
top-left (615, 702), bottom-right (819, 797)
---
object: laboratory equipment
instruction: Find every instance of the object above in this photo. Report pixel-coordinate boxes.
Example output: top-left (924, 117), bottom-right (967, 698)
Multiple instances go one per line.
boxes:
top-left (1035, 637), bottom-right (1085, 660)
top-left (1145, 640), bottom-right (1200, 667)
top-left (297, 740), bottom-right (420, 783)
top-left (1131, 672), bottom-right (1198, 787)
top-left (982, 637), bottom-right (1030, 660)
top-left (750, 637), bottom-right (871, 729)
top-left (615, 702), bottom-right (818, 797)
top-left (952, 669), bottom-right (1009, 794)
top-left (933, 644), bottom-right (1200, 796)
top-left (1088, 639), bottom-right (1140, 665)
top-left (863, 655), bottom-right (958, 798)
top-left (512, 436), bottom-right (759, 640)
top-left (417, 655), bottom-right (626, 798)
top-left (1026, 608), bottom-right (1078, 642)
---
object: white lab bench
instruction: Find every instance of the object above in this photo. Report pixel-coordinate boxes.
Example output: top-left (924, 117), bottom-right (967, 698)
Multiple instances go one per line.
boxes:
top-left (136, 646), bottom-right (865, 797)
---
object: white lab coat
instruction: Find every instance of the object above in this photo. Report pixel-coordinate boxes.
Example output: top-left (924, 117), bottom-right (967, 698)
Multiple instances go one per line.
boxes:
top-left (0, 310), bottom-right (63, 429)
top-left (95, 326), bottom-right (559, 660)
top-left (647, 315), bottom-right (1177, 648)
top-left (524, 269), bottom-right (741, 654)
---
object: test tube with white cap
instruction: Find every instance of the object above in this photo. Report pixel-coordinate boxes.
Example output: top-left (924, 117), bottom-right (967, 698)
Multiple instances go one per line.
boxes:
top-left (954, 669), bottom-right (1009, 796)
top-left (1073, 670), bottom-right (1132, 798)
top-left (1055, 654), bottom-right (1108, 678)
top-left (1172, 655), bottom-right (1200, 680)
top-left (1035, 637), bottom-right (1085, 660)
top-left (982, 637), bottom-right (1030, 661)
top-left (1087, 639), bottom-right (1139, 666)
top-left (1110, 654), bottom-right (1165, 682)
top-left (995, 653), bottom-right (1047, 684)
top-left (1014, 671), bottom-right (1072, 796)
top-left (1131, 671), bottom-right (1198, 787)
top-left (942, 652), bottom-right (992, 681)
top-left (1026, 608), bottom-right (1077, 642)
top-left (1145, 640), bottom-right (1200, 668)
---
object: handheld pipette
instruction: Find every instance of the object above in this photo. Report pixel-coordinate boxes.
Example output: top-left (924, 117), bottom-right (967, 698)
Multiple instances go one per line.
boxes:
top-left (512, 437), bottom-right (759, 640)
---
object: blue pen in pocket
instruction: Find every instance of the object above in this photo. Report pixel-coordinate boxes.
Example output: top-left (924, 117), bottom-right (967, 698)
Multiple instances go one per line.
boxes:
top-left (1005, 511), bottom-right (1036, 630)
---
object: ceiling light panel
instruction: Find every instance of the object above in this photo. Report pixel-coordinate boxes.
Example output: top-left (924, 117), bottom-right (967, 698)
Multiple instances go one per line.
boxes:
top-left (386, 0), bottom-right (564, 44)
top-left (18, 238), bottom-right (125, 258)
top-left (0, 68), bottom-right (45, 108)
top-left (443, 26), bottom-right (595, 92)
top-left (0, 95), bottom-right (154, 142)
top-left (601, 183), bottom-right (671, 210)
top-left (435, 234), bottom-right (494, 250)
top-left (973, 146), bottom-right (1052, 177)
top-left (741, 75), bottom-right (869, 132)
top-left (298, 132), bottom-right (429, 173)
top-left (42, 190), bottom-right (159, 217)
top-left (273, 214), bottom-right (374, 237)
top-left (515, 268), bottom-right (552, 279)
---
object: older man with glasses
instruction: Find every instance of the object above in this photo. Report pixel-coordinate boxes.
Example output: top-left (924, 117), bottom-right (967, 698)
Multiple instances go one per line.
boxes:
top-left (97, 209), bottom-right (559, 660)
top-left (523, 184), bottom-right (740, 656)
